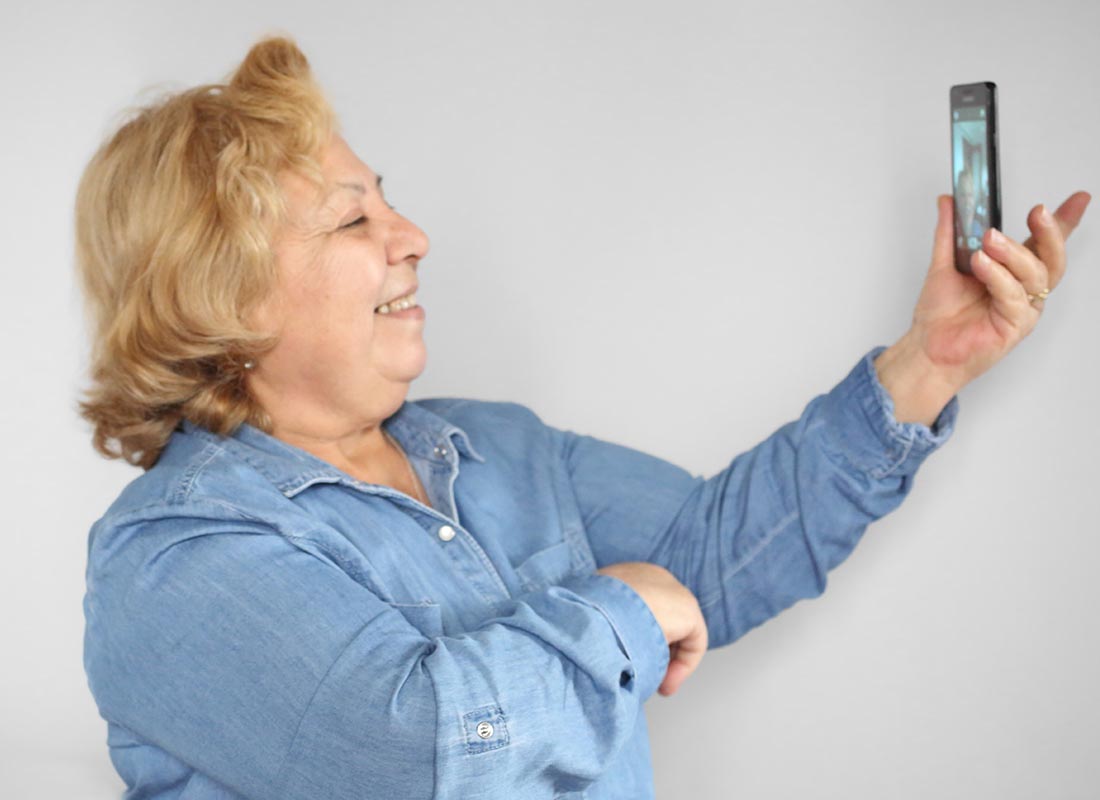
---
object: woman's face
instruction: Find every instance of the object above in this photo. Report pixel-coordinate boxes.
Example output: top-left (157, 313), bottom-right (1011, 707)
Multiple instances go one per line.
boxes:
top-left (247, 134), bottom-right (431, 432)
top-left (957, 169), bottom-right (976, 226)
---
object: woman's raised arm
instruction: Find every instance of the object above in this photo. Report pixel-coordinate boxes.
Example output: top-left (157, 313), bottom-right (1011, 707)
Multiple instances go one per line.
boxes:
top-left (548, 345), bottom-right (957, 651)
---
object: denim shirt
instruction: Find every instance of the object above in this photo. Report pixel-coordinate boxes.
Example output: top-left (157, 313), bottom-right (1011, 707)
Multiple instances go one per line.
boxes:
top-left (82, 345), bottom-right (958, 799)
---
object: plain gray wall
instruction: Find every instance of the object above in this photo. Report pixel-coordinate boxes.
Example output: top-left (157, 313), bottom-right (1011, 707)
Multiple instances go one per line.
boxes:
top-left (2, 0), bottom-right (1097, 797)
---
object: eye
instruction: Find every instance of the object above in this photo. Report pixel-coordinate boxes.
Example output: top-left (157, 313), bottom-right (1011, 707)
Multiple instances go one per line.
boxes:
top-left (340, 204), bottom-right (396, 230)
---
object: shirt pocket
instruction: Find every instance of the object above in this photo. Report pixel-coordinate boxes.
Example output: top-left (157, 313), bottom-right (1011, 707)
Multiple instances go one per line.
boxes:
top-left (515, 540), bottom-right (578, 593)
top-left (389, 601), bottom-right (445, 638)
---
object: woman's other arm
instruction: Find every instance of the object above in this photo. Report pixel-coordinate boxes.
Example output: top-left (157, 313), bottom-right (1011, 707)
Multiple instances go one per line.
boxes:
top-left (84, 503), bottom-right (672, 799)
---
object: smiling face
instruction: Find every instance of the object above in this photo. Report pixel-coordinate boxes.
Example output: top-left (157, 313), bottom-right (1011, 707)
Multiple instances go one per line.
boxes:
top-left (246, 133), bottom-right (431, 442)
top-left (957, 166), bottom-right (977, 232)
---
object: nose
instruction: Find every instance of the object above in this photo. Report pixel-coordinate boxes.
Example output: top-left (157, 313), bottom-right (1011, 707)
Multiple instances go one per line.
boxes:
top-left (387, 210), bottom-right (430, 266)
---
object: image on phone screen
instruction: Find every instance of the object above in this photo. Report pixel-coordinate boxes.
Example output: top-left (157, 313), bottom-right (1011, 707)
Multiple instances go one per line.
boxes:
top-left (952, 106), bottom-right (991, 255)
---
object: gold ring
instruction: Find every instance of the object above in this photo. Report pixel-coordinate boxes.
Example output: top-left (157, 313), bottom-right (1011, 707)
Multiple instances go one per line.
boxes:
top-left (1026, 287), bottom-right (1051, 304)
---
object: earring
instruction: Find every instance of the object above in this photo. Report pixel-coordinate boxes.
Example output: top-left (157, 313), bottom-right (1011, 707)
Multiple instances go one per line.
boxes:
top-left (243, 360), bottom-right (255, 370)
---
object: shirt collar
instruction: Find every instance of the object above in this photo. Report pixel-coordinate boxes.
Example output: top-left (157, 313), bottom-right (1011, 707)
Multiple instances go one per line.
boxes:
top-left (178, 399), bottom-right (485, 498)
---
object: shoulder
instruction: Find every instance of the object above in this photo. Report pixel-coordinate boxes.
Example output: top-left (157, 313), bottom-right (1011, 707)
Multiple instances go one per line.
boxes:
top-left (91, 426), bottom-right (313, 541)
top-left (85, 432), bottom-right (347, 611)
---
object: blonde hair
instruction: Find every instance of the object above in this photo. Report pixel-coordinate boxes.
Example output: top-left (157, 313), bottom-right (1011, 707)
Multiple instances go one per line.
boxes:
top-left (74, 35), bottom-right (337, 470)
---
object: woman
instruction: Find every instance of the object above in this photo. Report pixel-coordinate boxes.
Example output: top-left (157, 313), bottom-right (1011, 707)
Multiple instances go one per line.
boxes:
top-left (77, 36), bottom-right (1089, 800)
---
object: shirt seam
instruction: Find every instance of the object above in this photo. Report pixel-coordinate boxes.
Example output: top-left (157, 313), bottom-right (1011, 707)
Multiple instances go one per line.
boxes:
top-left (272, 616), bottom-right (388, 795)
top-left (172, 441), bottom-right (228, 504)
top-left (698, 509), bottom-right (800, 610)
top-left (97, 498), bottom-right (313, 541)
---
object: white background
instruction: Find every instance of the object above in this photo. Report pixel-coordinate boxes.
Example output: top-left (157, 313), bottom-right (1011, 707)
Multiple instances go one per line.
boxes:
top-left (2, 0), bottom-right (1098, 797)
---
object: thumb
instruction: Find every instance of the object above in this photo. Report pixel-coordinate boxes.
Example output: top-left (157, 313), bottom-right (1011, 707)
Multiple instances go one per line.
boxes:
top-left (929, 193), bottom-right (955, 275)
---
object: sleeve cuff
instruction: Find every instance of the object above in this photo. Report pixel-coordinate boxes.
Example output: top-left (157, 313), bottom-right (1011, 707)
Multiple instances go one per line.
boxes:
top-left (820, 345), bottom-right (960, 480)
top-left (555, 572), bottom-right (670, 702)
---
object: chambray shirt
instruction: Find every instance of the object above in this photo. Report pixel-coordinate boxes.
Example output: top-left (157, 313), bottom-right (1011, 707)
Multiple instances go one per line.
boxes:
top-left (82, 345), bottom-right (958, 799)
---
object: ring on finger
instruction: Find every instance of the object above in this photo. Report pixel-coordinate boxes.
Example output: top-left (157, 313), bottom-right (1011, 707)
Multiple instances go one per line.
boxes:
top-left (1026, 287), bottom-right (1051, 308)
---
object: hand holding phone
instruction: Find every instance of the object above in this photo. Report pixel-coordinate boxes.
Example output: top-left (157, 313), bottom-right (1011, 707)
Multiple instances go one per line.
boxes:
top-left (951, 82), bottom-right (1001, 274)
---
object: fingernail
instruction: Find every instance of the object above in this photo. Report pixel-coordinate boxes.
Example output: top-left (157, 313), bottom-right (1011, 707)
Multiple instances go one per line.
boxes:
top-left (1040, 204), bottom-right (1052, 223)
top-left (990, 228), bottom-right (1004, 244)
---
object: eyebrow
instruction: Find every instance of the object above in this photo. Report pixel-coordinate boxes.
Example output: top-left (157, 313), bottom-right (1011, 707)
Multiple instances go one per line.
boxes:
top-left (333, 174), bottom-right (383, 195)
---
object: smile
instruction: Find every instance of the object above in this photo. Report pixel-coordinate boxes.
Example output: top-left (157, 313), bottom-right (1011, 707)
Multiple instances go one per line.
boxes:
top-left (375, 292), bottom-right (418, 315)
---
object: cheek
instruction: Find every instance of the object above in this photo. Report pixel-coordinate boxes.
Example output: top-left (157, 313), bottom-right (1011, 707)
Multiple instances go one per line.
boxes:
top-left (265, 283), bottom-right (376, 361)
top-left (276, 243), bottom-right (387, 343)
top-left (320, 289), bottom-right (381, 348)
top-left (301, 256), bottom-right (385, 316)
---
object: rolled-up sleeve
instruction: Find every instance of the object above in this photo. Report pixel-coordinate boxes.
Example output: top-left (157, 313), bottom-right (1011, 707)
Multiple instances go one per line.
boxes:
top-left (83, 502), bottom-right (669, 800)
top-left (546, 345), bottom-right (959, 650)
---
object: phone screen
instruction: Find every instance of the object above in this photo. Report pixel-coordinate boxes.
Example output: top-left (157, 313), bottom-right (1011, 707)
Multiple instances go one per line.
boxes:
top-left (951, 82), bottom-right (1000, 274)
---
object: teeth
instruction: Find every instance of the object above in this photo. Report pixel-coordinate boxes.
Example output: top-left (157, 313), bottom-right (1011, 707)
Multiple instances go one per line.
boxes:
top-left (375, 291), bottom-right (417, 315)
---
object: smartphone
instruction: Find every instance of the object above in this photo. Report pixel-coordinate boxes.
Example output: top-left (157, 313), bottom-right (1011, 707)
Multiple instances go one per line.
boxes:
top-left (950, 82), bottom-right (1001, 274)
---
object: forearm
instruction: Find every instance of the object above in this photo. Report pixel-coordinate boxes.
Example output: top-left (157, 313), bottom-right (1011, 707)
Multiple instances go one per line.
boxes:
top-left (643, 347), bottom-right (959, 649)
top-left (555, 346), bottom-right (960, 650)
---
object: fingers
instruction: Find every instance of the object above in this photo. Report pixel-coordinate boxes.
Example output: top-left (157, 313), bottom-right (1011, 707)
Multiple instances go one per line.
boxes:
top-left (981, 227), bottom-right (1049, 298)
top-left (970, 247), bottom-right (1039, 331)
top-left (658, 617), bottom-right (709, 697)
top-left (1021, 191), bottom-right (1092, 290)
top-left (1047, 190), bottom-right (1091, 239)
top-left (1020, 203), bottom-right (1066, 290)
top-left (658, 645), bottom-right (683, 696)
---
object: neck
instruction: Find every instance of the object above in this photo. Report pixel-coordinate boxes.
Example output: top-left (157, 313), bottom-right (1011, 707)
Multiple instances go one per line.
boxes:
top-left (246, 372), bottom-right (408, 477)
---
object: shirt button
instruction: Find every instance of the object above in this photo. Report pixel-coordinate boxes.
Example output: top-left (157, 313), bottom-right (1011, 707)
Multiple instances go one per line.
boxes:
top-left (438, 525), bottom-right (456, 542)
top-left (476, 721), bottom-right (494, 739)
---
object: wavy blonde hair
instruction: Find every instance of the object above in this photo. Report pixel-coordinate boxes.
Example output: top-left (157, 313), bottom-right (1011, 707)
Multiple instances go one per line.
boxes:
top-left (74, 35), bottom-right (337, 470)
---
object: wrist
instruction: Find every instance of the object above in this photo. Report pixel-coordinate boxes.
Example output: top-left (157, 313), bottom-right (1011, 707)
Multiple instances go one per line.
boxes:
top-left (873, 330), bottom-right (962, 428)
